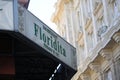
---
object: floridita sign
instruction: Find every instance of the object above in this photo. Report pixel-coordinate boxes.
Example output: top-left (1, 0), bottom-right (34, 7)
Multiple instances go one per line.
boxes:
top-left (18, 6), bottom-right (77, 70)
top-left (34, 23), bottom-right (66, 57)
top-left (0, 0), bottom-right (77, 70)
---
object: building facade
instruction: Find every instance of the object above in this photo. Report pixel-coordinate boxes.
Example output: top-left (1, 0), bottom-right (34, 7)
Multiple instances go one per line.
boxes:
top-left (51, 0), bottom-right (120, 80)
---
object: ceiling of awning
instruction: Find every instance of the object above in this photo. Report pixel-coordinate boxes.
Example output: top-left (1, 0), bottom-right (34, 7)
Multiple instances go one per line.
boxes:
top-left (0, 31), bottom-right (76, 80)
top-left (0, 32), bottom-right (58, 80)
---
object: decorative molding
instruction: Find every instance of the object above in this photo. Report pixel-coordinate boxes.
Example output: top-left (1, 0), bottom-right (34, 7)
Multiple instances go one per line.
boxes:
top-left (116, 54), bottom-right (120, 62)
top-left (74, 0), bottom-right (80, 10)
top-left (85, 17), bottom-right (92, 31)
top-left (80, 74), bottom-right (90, 80)
top-left (89, 63), bottom-right (100, 73)
top-left (113, 32), bottom-right (120, 45)
top-left (97, 25), bottom-right (108, 38)
top-left (108, 0), bottom-right (115, 3)
top-left (64, 0), bottom-right (70, 3)
top-left (18, 5), bottom-right (25, 32)
top-left (77, 76), bottom-right (82, 80)
top-left (93, 2), bottom-right (102, 15)
top-left (100, 49), bottom-right (112, 60)
top-left (77, 34), bottom-right (84, 47)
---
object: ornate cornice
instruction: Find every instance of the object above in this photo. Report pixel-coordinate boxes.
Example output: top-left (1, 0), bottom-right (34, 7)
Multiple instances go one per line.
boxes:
top-left (51, 0), bottom-right (72, 23)
top-left (100, 49), bottom-right (112, 60)
top-left (64, 0), bottom-right (71, 3)
top-left (113, 32), bottom-right (120, 45)
top-left (93, 2), bottom-right (103, 16)
top-left (80, 74), bottom-right (90, 80)
top-left (89, 63), bottom-right (100, 73)
top-left (51, 0), bottom-right (64, 23)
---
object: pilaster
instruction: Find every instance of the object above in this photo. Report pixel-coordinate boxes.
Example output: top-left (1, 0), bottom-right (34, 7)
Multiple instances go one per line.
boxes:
top-left (102, 0), bottom-right (109, 26)
top-left (90, 0), bottom-right (98, 45)
top-left (79, 1), bottom-right (88, 57)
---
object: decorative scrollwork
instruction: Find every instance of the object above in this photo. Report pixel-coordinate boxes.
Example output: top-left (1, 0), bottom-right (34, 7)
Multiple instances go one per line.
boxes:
top-left (97, 25), bottom-right (108, 37)
top-left (18, 5), bottom-right (25, 32)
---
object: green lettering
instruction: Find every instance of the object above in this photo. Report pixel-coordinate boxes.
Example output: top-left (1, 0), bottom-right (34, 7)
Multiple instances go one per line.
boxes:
top-left (62, 49), bottom-right (66, 57)
top-left (39, 27), bottom-right (42, 40)
top-left (34, 23), bottom-right (66, 57)
top-left (53, 39), bottom-right (57, 51)
top-left (59, 45), bottom-right (62, 55)
top-left (44, 43), bottom-right (52, 52)
top-left (34, 23), bottom-right (38, 37)
top-left (47, 36), bottom-right (50, 45)
top-left (43, 33), bottom-right (46, 43)
top-left (51, 36), bottom-right (53, 48)
top-left (57, 41), bottom-right (60, 53)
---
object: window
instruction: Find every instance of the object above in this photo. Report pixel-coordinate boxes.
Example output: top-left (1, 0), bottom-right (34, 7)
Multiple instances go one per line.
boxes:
top-left (105, 69), bottom-right (112, 80)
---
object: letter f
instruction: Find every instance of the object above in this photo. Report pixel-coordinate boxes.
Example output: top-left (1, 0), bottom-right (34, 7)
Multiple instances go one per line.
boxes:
top-left (34, 23), bottom-right (38, 37)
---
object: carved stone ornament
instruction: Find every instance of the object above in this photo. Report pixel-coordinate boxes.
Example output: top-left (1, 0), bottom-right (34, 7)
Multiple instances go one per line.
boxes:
top-left (80, 74), bottom-right (90, 80)
top-left (113, 32), bottom-right (120, 45)
top-left (100, 49), bottom-right (112, 60)
top-left (18, 6), bottom-right (25, 32)
top-left (97, 25), bottom-right (108, 37)
top-left (89, 63), bottom-right (100, 73)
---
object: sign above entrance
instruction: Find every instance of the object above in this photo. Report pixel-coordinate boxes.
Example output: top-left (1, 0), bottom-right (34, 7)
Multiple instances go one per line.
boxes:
top-left (18, 5), bottom-right (77, 70)
top-left (0, 0), bottom-right (77, 70)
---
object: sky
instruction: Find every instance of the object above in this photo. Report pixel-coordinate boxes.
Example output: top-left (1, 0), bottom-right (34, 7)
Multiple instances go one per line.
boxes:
top-left (28, 0), bottom-right (57, 32)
